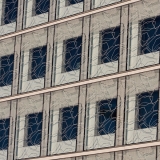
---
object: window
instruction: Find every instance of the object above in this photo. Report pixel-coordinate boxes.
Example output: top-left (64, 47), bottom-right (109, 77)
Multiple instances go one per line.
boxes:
top-left (137, 91), bottom-right (159, 129)
top-left (35, 0), bottom-right (50, 15)
top-left (64, 36), bottom-right (82, 72)
top-left (59, 106), bottom-right (78, 141)
top-left (100, 27), bottom-right (120, 64)
top-left (26, 112), bottom-right (43, 146)
top-left (30, 45), bottom-right (47, 80)
top-left (66, 0), bottom-right (83, 6)
top-left (0, 54), bottom-right (14, 87)
top-left (0, 118), bottom-right (10, 150)
top-left (4, 0), bottom-right (18, 24)
top-left (97, 98), bottom-right (117, 135)
top-left (141, 16), bottom-right (160, 54)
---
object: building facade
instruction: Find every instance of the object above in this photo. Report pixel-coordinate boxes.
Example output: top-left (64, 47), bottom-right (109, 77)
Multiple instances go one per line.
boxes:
top-left (0, 0), bottom-right (160, 159)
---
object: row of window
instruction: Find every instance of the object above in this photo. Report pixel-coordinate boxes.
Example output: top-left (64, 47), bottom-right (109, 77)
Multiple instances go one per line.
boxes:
top-left (0, 90), bottom-right (158, 150)
top-left (1, 0), bottom-right (85, 25)
top-left (1, 15), bottom-right (160, 87)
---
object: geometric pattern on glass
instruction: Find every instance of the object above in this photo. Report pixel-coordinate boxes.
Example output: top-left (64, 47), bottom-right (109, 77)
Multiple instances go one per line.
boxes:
top-left (96, 98), bottom-right (117, 135)
top-left (35, 0), bottom-right (50, 15)
top-left (64, 36), bottom-right (82, 72)
top-left (141, 16), bottom-right (160, 54)
top-left (0, 118), bottom-right (10, 150)
top-left (136, 91), bottom-right (159, 129)
top-left (59, 106), bottom-right (78, 141)
top-left (4, 0), bottom-right (18, 24)
top-left (26, 112), bottom-right (43, 146)
top-left (100, 26), bottom-right (120, 64)
top-left (0, 54), bottom-right (14, 87)
top-left (66, 0), bottom-right (83, 6)
top-left (30, 45), bottom-right (47, 80)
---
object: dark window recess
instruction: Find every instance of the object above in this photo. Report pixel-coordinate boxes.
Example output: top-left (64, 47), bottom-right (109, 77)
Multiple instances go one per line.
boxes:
top-left (35, 0), bottom-right (49, 15)
top-left (141, 17), bottom-right (160, 54)
top-left (4, 0), bottom-right (18, 24)
top-left (100, 27), bottom-right (120, 64)
top-left (0, 54), bottom-right (14, 87)
top-left (66, 0), bottom-right (83, 6)
top-left (27, 112), bottom-right (43, 146)
top-left (137, 91), bottom-right (159, 129)
top-left (64, 36), bottom-right (82, 72)
top-left (97, 98), bottom-right (117, 135)
top-left (31, 46), bottom-right (46, 80)
top-left (60, 106), bottom-right (78, 141)
top-left (0, 118), bottom-right (10, 150)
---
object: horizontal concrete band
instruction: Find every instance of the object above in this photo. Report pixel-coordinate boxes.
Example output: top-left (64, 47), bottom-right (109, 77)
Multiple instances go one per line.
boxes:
top-left (0, 64), bottom-right (159, 103)
top-left (29, 140), bottom-right (160, 160)
top-left (0, 0), bottom-right (141, 41)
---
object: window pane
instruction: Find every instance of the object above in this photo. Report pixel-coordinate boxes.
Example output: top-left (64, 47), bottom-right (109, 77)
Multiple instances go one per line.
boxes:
top-left (137, 91), bottom-right (159, 129)
top-left (0, 54), bottom-right (14, 87)
top-left (64, 36), bottom-right (82, 72)
top-left (4, 0), bottom-right (18, 24)
top-left (31, 45), bottom-right (47, 80)
top-left (35, 0), bottom-right (50, 15)
top-left (60, 106), bottom-right (78, 141)
top-left (98, 98), bottom-right (117, 135)
top-left (0, 118), bottom-right (10, 150)
top-left (100, 27), bottom-right (120, 64)
top-left (27, 112), bottom-right (43, 146)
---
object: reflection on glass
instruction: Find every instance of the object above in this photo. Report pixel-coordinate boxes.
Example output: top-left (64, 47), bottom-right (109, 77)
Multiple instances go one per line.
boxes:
top-left (0, 54), bottom-right (14, 87)
top-left (136, 91), bottom-right (158, 129)
top-left (97, 99), bottom-right (117, 135)
top-left (60, 106), bottom-right (78, 141)
top-left (0, 118), bottom-right (10, 150)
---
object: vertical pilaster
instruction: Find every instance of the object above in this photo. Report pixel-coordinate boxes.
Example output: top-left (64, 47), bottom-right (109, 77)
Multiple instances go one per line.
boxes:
top-left (115, 4), bottom-right (129, 160)
top-left (8, 100), bottom-right (17, 160)
top-left (9, 34), bottom-right (21, 160)
top-left (16, 0), bottom-right (24, 31)
top-left (40, 0), bottom-right (56, 156)
top-left (76, 14), bottom-right (90, 160)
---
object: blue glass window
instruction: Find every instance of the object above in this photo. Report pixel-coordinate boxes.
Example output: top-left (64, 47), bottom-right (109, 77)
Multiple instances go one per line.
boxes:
top-left (27, 112), bottom-right (43, 146)
top-left (100, 27), bottom-right (120, 64)
top-left (4, 0), bottom-right (18, 24)
top-left (137, 91), bottom-right (159, 129)
top-left (35, 0), bottom-right (50, 15)
top-left (0, 54), bottom-right (14, 87)
top-left (97, 98), bottom-right (117, 135)
top-left (31, 46), bottom-right (46, 80)
top-left (66, 0), bottom-right (83, 5)
top-left (64, 36), bottom-right (82, 72)
top-left (0, 118), bottom-right (10, 150)
top-left (141, 17), bottom-right (160, 54)
top-left (60, 106), bottom-right (78, 141)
